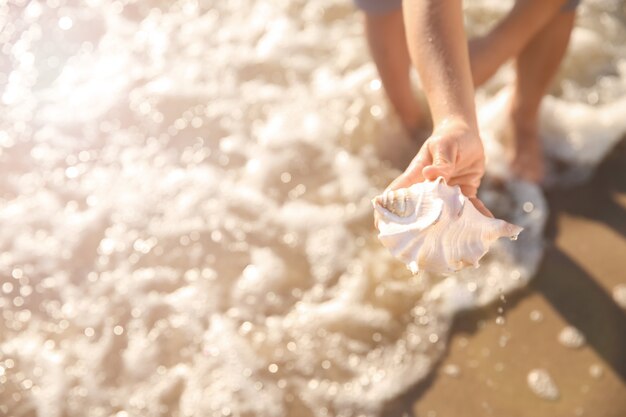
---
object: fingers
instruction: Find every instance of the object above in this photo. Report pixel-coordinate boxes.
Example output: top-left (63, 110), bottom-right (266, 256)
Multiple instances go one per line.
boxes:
top-left (422, 139), bottom-right (457, 182)
top-left (447, 170), bottom-right (483, 192)
top-left (469, 196), bottom-right (494, 218)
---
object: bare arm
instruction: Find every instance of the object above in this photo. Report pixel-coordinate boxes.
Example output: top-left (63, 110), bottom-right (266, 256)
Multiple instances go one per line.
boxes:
top-left (390, 0), bottom-right (491, 216)
top-left (403, 0), bottom-right (477, 130)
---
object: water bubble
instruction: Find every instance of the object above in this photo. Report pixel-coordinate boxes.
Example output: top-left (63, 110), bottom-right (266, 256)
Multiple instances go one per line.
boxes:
top-left (13, 297), bottom-right (24, 307)
top-left (268, 363), bottom-right (278, 373)
top-left (191, 117), bottom-right (203, 128)
top-left (612, 284), bottom-right (626, 309)
top-left (527, 369), bottom-right (559, 401)
top-left (589, 364), bottom-right (603, 379)
top-left (558, 326), bottom-right (586, 349)
top-left (25, 1), bottom-right (43, 19)
top-left (280, 172), bottom-right (292, 183)
top-left (369, 79), bottom-right (381, 91)
top-left (2, 282), bottom-right (13, 294)
top-left (442, 364), bottom-right (460, 377)
top-left (210, 230), bottom-right (223, 242)
top-left (522, 202), bottom-right (534, 213)
top-left (348, 354), bottom-right (360, 367)
top-left (529, 310), bottom-right (543, 322)
top-left (58, 16), bottom-right (73, 30)
top-left (288, 184), bottom-right (306, 199)
top-left (65, 166), bottom-right (79, 178)
top-left (174, 119), bottom-right (187, 130)
top-left (412, 306), bottom-right (426, 316)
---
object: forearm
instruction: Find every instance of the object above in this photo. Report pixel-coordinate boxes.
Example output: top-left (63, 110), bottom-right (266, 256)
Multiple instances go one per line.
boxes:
top-left (402, 0), bottom-right (477, 132)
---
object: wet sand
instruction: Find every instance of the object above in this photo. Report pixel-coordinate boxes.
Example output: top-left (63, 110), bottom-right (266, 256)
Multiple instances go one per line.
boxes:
top-left (401, 140), bottom-right (626, 416)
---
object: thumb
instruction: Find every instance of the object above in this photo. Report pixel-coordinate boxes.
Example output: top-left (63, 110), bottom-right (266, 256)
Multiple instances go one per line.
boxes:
top-left (422, 140), bottom-right (457, 182)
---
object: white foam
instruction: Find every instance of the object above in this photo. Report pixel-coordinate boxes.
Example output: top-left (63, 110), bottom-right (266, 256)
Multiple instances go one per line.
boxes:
top-left (613, 284), bottom-right (626, 309)
top-left (558, 326), bottom-right (586, 349)
top-left (589, 364), bottom-right (604, 379)
top-left (527, 369), bottom-right (560, 401)
top-left (0, 0), bottom-right (624, 415)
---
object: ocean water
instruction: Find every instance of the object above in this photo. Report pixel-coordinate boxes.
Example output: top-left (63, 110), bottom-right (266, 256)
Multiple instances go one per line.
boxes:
top-left (0, 0), bottom-right (625, 416)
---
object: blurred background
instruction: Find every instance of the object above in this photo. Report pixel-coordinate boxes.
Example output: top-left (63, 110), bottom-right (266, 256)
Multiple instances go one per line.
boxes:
top-left (0, 0), bottom-right (625, 416)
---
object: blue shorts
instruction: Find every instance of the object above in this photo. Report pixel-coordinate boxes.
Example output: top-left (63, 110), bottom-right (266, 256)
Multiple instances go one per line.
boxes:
top-left (354, 0), bottom-right (581, 15)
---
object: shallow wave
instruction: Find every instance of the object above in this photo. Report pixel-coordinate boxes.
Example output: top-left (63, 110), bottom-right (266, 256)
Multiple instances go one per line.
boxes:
top-left (0, 0), bottom-right (624, 416)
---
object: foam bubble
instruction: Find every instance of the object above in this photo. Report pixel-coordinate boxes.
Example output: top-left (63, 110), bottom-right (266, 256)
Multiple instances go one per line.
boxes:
top-left (530, 310), bottom-right (544, 322)
top-left (527, 369), bottom-right (560, 401)
top-left (558, 326), bottom-right (586, 349)
top-left (589, 364), bottom-right (604, 379)
top-left (612, 284), bottom-right (626, 309)
top-left (0, 0), bottom-right (624, 415)
top-left (442, 364), bottom-right (461, 378)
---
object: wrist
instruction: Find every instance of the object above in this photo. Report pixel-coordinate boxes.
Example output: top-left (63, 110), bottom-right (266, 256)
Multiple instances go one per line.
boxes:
top-left (433, 116), bottom-right (479, 137)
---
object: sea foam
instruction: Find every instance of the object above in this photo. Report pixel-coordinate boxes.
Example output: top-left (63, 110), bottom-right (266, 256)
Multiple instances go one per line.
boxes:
top-left (0, 0), bottom-right (625, 416)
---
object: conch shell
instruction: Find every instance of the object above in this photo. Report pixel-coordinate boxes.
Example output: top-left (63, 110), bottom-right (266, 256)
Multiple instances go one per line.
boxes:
top-left (372, 177), bottom-right (523, 274)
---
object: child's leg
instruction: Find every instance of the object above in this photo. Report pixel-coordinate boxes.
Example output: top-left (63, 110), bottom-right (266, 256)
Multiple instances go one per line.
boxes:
top-left (510, 9), bottom-right (576, 182)
top-left (468, 0), bottom-right (573, 87)
top-left (363, 8), bottom-right (425, 135)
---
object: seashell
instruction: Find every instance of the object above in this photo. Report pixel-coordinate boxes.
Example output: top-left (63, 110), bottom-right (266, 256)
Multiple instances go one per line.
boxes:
top-left (372, 177), bottom-right (523, 274)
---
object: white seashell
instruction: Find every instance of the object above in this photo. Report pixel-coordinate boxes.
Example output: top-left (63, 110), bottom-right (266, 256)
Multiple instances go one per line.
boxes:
top-left (372, 177), bottom-right (523, 274)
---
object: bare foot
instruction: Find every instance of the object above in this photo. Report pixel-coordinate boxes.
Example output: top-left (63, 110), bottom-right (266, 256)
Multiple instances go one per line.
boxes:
top-left (509, 113), bottom-right (545, 183)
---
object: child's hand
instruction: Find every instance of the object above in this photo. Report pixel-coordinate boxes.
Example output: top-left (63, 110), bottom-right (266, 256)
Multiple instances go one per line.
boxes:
top-left (387, 119), bottom-right (493, 217)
